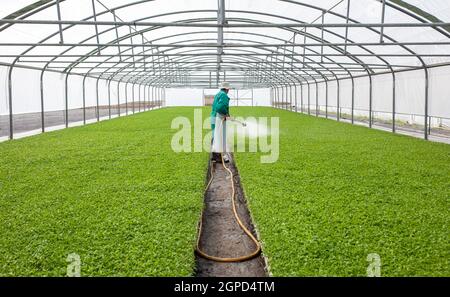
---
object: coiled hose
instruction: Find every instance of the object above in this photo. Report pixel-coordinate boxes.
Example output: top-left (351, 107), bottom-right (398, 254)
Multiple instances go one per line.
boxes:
top-left (196, 118), bottom-right (261, 262)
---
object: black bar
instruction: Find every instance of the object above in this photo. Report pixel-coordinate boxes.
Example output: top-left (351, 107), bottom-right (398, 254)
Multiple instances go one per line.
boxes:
top-left (0, 277), bottom-right (446, 296)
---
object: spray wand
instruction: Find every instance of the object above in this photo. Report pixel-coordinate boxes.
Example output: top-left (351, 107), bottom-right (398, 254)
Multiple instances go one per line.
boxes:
top-left (226, 117), bottom-right (247, 127)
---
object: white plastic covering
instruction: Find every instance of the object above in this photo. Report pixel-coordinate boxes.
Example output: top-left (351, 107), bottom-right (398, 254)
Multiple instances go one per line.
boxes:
top-left (0, 0), bottom-right (449, 138)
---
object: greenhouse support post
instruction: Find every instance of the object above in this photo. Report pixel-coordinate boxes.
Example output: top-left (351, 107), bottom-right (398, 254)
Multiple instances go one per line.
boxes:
top-left (137, 83), bottom-right (141, 112)
top-left (64, 73), bottom-right (69, 128)
top-left (117, 78), bottom-right (122, 116)
top-left (82, 75), bottom-right (87, 124)
top-left (149, 85), bottom-right (152, 110)
top-left (275, 87), bottom-right (278, 108)
top-left (151, 86), bottom-right (154, 109)
top-left (142, 85), bottom-right (146, 111)
top-left (149, 86), bottom-right (152, 109)
top-left (269, 88), bottom-right (272, 107)
top-left (40, 67), bottom-right (46, 133)
top-left (300, 82), bottom-right (304, 113)
top-left (280, 87), bottom-right (284, 109)
top-left (307, 81), bottom-right (311, 115)
top-left (273, 88), bottom-right (276, 108)
top-left (284, 86), bottom-right (287, 110)
top-left (350, 73), bottom-right (355, 124)
top-left (150, 85), bottom-right (154, 108)
top-left (279, 87), bottom-right (282, 109)
top-left (276, 87), bottom-right (279, 108)
top-left (138, 84), bottom-right (141, 112)
top-left (157, 87), bottom-right (159, 108)
top-left (325, 79), bottom-right (329, 118)
top-left (336, 78), bottom-right (341, 121)
top-left (391, 69), bottom-right (396, 133)
top-left (8, 58), bottom-right (19, 139)
top-left (137, 83), bottom-right (140, 112)
top-left (285, 85), bottom-right (289, 110)
top-left (369, 72), bottom-right (373, 128)
top-left (144, 85), bottom-right (147, 110)
top-left (289, 84), bottom-right (293, 111)
top-left (424, 66), bottom-right (429, 140)
top-left (273, 87), bottom-right (275, 107)
top-left (286, 85), bottom-right (289, 110)
top-left (294, 84), bottom-right (298, 113)
top-left (315, 80), bottom-right (319, 116)
top-left (125, 81), bottom-right (129, 115)
top-left (132, 82), bottom-right (136, 114)
top-left (107, 79), bottom-right (112, 119)
top-left (95, 77), bottom-right (100, 121)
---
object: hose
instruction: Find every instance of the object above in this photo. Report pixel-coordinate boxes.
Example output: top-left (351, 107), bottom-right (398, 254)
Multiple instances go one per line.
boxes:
top-left (195, 118), bottom-right (261, 262)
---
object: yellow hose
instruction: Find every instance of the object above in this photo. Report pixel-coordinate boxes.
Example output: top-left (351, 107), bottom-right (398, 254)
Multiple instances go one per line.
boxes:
top-left (195, 150), bottom-right (262, 262)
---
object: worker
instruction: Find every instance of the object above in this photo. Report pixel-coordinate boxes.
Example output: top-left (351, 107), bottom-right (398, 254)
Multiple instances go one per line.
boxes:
top-left (211, 82), bottom-right (231, 163)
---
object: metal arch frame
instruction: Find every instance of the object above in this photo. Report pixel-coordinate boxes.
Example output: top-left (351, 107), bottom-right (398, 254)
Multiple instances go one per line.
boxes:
top-left (27, 10), bottom-right (417, 105)
top-left (280, 0), bottom-right (430, 133)
top-left (126, 39), bottom-right (322, 84)
top-left (33, 2), bottom-right (164, 132)
top-left (2, 21), bottom-right (430, 85)
top-left (3, 1), bottom-right (449, 139)
top-left (3, 0), bottom-right (447, 70)
top-left (85, 17), bottom-right (380, 92)
top-left (38, 25), bottom-right (383, 131)
top-left (141, 53), bottom-right (311, 107)
top-left (83, 13), bottom-right (384, 80)
top-left (141, 56), bottom-right (298, 100)
top-left (105, 33), bottom-right (364, 114)
top-left (280, 0), bottom-right (450, 40)
top-left (282, 0), bottom-right (440, 138)
top-left (91, 31), bottom-right (331, 104)
top-left (58, 42), bottom-right (388, 93)
top-left (142, 51), bottom-right (303, 93)
top-left (5, 6), bottom-right (429, 75)
top-left (55, 14), bottom-right (368, 81)
top-left (35, 10), bottom-right (191, 129)
top-left (97, 36), bottom-right (342, 87)
top-left (383, 0), bottom-right (450, 39)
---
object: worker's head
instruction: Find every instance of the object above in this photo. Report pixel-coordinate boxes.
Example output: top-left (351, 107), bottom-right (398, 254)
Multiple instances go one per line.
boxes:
top-left (219, 81), bottom-right (231, 93)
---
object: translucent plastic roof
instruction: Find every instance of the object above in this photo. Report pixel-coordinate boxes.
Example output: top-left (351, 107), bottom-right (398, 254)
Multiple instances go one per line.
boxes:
top-left (0, 0), bottom-right (449, 88)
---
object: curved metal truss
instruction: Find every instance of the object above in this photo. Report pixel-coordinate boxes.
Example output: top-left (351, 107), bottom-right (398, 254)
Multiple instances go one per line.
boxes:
top-left (1, 0), bottom-right (450, 140)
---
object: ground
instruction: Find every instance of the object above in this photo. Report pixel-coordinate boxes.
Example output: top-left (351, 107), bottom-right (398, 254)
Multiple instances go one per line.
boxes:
top-left (0, 106), bottom-right (448, 276)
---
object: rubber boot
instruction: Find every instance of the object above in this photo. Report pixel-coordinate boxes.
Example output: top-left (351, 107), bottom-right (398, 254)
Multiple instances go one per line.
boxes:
top-left (222, 153), bottom-right (230, 163)
top-left (211, 152), bottom-right (220, 163)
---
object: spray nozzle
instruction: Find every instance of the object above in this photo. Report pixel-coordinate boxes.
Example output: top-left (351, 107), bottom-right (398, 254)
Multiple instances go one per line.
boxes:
top-left (229, 118), bottom-right (247, 127)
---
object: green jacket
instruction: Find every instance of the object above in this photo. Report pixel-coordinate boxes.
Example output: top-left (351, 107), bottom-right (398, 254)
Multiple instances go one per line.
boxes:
top-left (211, 90), bottom-right (230, 118)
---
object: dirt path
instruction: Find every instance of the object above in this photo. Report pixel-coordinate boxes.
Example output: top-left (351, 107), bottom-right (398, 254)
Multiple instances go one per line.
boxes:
top-left (195, 154), bottom-right (267, 277)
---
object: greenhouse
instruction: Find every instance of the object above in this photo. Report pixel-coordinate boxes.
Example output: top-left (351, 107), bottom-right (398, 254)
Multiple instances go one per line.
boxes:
top-left (0, 0), bottom-right (449, 279)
